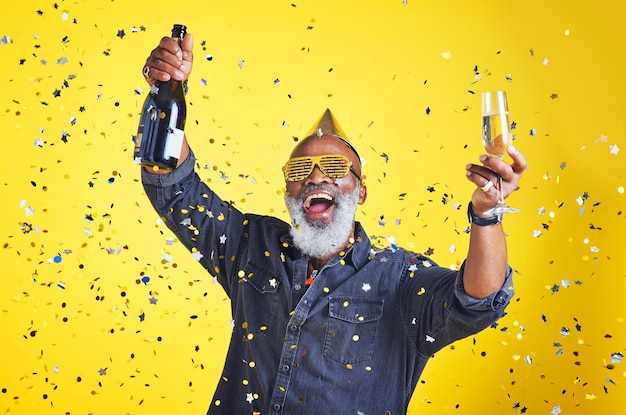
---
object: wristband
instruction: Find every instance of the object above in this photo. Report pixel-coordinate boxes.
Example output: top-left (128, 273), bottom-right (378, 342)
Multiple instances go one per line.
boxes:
top-left (467, 202), bottom-right (502, 226)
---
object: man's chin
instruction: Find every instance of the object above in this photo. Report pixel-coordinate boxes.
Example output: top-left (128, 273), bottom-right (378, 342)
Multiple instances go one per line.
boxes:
top-left (303, 215), bottom-right (333, 229)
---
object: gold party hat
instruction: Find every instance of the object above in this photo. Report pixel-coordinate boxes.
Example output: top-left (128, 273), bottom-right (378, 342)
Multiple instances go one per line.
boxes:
top-left (306, 108), bottom-right (348, 139)
top-left (305, 108), bottom-right (361, 163)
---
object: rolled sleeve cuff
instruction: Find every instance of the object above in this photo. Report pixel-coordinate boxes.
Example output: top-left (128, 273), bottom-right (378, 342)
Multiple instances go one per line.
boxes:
top-left (454, 263), bottom-right (514, 311)
top-left (141, 149), bottom-right (196, 187)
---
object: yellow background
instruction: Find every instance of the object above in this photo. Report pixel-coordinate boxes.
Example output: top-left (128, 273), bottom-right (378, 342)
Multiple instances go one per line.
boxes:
top-left (1, 0), bottom-right (624, 414)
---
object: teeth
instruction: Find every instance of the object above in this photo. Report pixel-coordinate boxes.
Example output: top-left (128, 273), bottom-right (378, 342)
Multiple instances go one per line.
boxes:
top-left (304, 192), bottom-right (334, 208)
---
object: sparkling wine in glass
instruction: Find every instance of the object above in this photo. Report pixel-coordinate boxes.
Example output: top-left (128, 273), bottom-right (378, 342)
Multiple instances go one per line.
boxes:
top-left (481, 90), bottom-right (520, 215)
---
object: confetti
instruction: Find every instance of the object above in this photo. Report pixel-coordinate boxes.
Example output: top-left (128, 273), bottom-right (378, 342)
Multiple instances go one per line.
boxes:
top-left (1, 5), bottom-right (624, 415)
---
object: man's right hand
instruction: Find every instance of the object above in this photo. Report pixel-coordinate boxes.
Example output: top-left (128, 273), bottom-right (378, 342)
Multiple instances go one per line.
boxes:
top-left (142, 33), bottom-right (194, 86)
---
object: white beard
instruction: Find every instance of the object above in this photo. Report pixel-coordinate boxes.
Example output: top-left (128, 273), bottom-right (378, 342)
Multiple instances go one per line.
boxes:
top-left (285, 184), bottom-right (361, 259)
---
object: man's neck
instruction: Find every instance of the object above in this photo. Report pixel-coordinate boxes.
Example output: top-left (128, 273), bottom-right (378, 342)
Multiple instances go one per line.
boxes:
top-left (303, 224), bottom-right (358, 273)
top-left (308, 256), bottom-right (331, 273)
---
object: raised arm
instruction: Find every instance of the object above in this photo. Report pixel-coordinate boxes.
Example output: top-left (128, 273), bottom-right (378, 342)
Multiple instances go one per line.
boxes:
top-left (463, 146), bottom-right (527, 298)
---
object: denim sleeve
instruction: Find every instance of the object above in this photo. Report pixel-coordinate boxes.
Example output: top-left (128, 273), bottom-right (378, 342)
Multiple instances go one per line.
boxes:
top-left (141, 150), bottom-right (246, 297)
top-left (399, 257), bottom-right (513, 357)
top-left (454, 262), bottom-right (514, 312)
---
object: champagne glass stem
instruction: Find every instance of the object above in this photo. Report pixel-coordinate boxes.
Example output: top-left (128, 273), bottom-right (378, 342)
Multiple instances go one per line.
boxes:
top-left (497, 174), bottom-right (505, 205)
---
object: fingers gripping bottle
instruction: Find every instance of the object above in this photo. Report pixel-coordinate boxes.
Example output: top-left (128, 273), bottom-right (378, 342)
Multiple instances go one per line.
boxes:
top-left (134, 24), bottom-right (187, 170)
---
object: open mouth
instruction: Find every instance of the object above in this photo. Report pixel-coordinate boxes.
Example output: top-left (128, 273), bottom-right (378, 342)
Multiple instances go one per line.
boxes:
top-left (303, 191), bottom-right (335, 215)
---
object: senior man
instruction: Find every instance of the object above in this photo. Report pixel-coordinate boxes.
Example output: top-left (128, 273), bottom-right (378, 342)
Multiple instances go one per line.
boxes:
top-left (139, 32), bottom-right (526, 414)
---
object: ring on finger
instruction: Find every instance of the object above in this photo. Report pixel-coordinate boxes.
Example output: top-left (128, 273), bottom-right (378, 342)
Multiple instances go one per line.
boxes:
top-left (480, 180), bottom-right (494, 192)
top-left (143, 66), bottom-right (150, 77)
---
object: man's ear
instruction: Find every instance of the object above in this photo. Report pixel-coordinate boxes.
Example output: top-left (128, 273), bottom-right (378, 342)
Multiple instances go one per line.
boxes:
top-left (358, 184), bottom-right (367, 205)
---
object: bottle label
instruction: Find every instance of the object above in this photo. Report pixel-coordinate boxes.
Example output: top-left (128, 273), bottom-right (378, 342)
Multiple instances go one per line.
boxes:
top-left (164, 127), bottom-right (184, 159)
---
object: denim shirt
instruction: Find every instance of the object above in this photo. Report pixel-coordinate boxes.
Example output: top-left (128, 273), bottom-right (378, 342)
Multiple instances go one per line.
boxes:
top-left (142, 151), bottom-right (514, 415)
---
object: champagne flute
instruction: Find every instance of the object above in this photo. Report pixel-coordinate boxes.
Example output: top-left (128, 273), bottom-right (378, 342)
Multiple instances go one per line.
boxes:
top-left (481, 90), bottom-right (520, 215)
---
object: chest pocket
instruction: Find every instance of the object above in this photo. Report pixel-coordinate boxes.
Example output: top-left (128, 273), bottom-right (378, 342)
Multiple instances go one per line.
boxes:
top-left (237, 261), bottom-right (282, 335)
top-left (323, 296), bottom-right (384, 364)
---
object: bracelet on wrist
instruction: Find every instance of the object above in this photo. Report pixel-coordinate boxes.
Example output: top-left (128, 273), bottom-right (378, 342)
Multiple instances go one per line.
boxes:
top-left (467, 202), bottom-right (502, 226)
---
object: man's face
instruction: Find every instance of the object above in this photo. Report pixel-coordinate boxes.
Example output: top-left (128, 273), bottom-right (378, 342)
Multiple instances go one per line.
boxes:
top-left (283, 134), bottom-right (367, 259)
top-left (284, 134), bottom-right (366, 227)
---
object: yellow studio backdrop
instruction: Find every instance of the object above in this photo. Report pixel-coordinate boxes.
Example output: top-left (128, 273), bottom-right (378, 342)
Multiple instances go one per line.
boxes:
top-left (1, 0), bottom-right (624, 414)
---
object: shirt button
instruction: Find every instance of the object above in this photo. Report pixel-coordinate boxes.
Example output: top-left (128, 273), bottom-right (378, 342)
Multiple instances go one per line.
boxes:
top-left (273, 404), bottom-right (281, 410)
top-left (282, 364), bottom-right (290, 372)
top-left (294, 283), bottom-right (302, 291)
top-left (290, 325), bottom-right (298, 332)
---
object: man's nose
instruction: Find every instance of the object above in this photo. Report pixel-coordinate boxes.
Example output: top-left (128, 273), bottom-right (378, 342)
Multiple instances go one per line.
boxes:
top-left (304, 164), bottom-right (333, 185)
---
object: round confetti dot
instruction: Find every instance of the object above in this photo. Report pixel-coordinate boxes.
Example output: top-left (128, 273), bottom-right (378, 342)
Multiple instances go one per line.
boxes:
top-left (352, 334), bottom-right (360, 342)
top-left (248, 361), bottom-right (256, 368)
top-left (107, 177), bottom-right (115, 184)
top-left (206, 54), bottom-right (213, 61)
top-left (618, 186), bottom-right (624, 194)
top-left (141, 276), bottom-right (150, 284)
top-left (53, 255), bottom-right (62, 263)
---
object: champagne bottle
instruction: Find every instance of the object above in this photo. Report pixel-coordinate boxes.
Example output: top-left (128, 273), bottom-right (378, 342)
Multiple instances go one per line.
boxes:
top-left (134, 24), bottom-right (187, 170)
